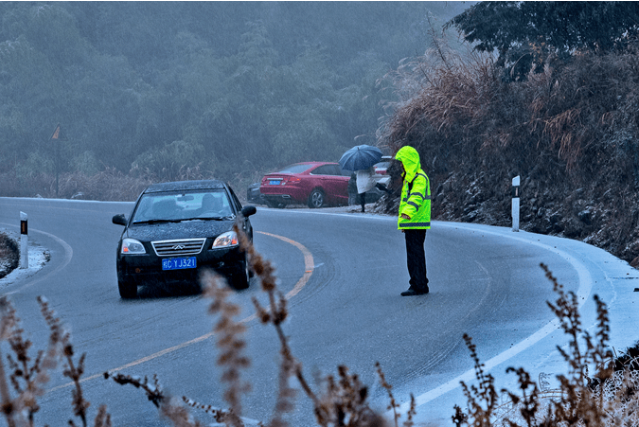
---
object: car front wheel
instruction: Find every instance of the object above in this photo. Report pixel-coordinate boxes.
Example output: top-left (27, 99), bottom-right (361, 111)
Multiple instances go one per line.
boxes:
top-left (230, 254), bottom-right (250, 290)
top-left (118, 280), bottom-right (137, 299)
top-left (308, 188), bottom-right (325, 208)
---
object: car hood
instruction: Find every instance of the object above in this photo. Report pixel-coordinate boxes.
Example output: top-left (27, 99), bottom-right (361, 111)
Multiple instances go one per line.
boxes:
top-left (126, 219), bottom-right (234, 242)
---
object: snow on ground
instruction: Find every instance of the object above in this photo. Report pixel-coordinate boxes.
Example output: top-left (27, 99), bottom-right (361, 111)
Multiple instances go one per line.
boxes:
top-left (0, 228), bottom-right (49, 290)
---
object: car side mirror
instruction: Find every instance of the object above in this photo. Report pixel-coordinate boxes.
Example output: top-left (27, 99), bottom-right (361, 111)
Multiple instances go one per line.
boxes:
top-left (112, 214), bottom-right (127, 226)
top-left (241, 206), bottom-right (257, 217)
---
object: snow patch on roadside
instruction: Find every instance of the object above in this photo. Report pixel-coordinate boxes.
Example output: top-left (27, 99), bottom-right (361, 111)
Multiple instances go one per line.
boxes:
top-left (0, 228), bottom-right (49, 290)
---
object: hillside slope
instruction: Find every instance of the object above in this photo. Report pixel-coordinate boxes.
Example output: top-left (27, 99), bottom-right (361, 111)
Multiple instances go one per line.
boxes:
top-left (377, 49), bottom-right (639, 267)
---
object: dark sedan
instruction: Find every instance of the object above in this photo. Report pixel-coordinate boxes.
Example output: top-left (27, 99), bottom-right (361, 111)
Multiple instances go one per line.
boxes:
top-left (112, 180), bottom-right (256, 298)
top-left (247, 182), bottom-right (261, 203)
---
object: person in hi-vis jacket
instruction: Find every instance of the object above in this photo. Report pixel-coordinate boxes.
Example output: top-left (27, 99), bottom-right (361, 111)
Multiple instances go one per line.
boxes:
top-left (394, 146), bottom-right (431, 296)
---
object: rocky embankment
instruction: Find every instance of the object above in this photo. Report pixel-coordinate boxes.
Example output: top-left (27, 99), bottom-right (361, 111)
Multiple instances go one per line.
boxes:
top-left (374, 170), bottom-right (639, 268)
top-left (0, 232), bottom-right (19, 279)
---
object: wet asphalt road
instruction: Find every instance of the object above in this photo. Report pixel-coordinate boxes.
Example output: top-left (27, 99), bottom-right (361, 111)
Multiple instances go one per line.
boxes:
top-left (0, 198), bottom-right (581, 426)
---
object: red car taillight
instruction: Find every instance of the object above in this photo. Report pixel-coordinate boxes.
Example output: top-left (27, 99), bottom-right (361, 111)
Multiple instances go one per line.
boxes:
top-left (287, 177), bottom-right (301, 183)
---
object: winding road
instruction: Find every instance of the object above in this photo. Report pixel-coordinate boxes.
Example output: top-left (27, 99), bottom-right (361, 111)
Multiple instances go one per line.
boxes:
top-left (0, 197), bottom-right (602, 426)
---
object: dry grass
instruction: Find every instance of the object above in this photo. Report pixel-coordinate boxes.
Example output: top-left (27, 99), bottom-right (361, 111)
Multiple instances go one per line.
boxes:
top-left (0, 169), bottom-right (152, 201)
top-left (0, 164), bottom-right (221, 202)
top-left (0, 166), bottom-right (261, 205)
top-left (0, 223), bottom-right (637, 426)
top-left (0, 295), bottom-right (100, 427)
top-left (453, 264), bottom-right (639, 427)
top-left (382, 43), bottom-right (639, 179)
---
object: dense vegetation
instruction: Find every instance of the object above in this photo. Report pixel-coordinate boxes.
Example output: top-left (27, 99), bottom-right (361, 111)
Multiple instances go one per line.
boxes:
top-left (445, 2), bottom-right (639, 78)
top-left (379, 1), bottom-right (639, 265)
top-left (0, 1), bottom-right (469, 199)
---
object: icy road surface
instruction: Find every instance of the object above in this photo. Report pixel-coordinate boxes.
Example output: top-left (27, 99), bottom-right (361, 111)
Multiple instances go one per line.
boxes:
top-left (0, 197), bottom-right (636, 426)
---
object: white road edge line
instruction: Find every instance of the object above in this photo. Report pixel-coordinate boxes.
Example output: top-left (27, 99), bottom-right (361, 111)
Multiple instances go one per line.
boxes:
top-left (0, 222), bottom-right (74, 295)
top-left (388, 222), bottom-right (593, 415)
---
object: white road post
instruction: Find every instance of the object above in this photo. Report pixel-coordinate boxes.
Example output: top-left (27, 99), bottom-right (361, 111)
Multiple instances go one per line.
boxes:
top-left (20, 211), bottom-right (28, 268)
top-left (512, 176), bottom-right (520, 232)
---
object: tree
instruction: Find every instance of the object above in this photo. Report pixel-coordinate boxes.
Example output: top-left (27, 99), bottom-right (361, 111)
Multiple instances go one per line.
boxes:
top-left (132, 140), bottom-right (207, 181)
top-left (0, 1), bottom-right (472, 195)
top-left (446, 2), bottom-right (639, 78)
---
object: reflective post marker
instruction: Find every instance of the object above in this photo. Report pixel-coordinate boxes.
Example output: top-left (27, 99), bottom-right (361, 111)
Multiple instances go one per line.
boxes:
top-left (512, 176), bottom-right (520, 232)
top-left (20, 211), bottom-right (28, 269)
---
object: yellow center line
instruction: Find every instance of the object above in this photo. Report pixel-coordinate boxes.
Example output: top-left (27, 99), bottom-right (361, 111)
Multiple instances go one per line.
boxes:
top-left (48, 230), bottom-right (314, 393)
top-left (258, 231), bottom-right (314, 299)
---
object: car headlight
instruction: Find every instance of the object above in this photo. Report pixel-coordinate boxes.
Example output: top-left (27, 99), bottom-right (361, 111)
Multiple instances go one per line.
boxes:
top-left (213, 231), bottom-right (238, 248)
top-left (121, 238), bottom-right (146, 254)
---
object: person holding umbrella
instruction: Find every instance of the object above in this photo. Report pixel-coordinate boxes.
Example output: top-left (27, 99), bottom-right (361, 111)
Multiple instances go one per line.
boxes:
top-left (339, 145), bottom-right (384, 212)
top-left (394, 145), bottom-right (431, 296)
top-left (355, 166), bottom-right (375, 212)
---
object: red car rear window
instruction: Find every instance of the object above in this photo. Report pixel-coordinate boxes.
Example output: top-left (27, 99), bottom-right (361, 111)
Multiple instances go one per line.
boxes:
top-left (277, 164), bottom-right (316, 174)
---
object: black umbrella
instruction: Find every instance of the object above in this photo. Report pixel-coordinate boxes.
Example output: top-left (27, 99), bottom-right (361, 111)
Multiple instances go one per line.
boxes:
top-left (339, 145), bottom-right (383, 171)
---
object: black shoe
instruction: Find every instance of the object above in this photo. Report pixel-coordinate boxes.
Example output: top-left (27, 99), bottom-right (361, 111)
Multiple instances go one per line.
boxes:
top-left (401, 288), bottom-right (429, 296)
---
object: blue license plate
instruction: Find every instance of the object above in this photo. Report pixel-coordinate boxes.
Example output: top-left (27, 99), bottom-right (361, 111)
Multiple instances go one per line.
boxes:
top-left (162, 256), bottom-right (197, 270)
top-left (269, 180), bottom-right (281, 185)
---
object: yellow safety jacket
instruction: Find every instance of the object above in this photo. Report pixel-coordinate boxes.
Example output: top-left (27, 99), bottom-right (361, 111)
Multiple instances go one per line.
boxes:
top-left (395, 146), bottom-right (431, 230)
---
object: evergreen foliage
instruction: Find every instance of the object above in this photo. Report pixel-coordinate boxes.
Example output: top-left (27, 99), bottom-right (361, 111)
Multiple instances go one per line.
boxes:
top-left (0, 2), bottom-right (469, 198)
top-left (446, 2), bottom-right (639, 79)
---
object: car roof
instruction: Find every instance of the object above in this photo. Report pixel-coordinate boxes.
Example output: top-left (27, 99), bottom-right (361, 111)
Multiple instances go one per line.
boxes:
top-left (293, 161), bottom-right (337, 165)
top-left (284, 161), bottom-right (339, 169)
top-left (269, 161), bottom-right (338, 171)
top-left (143, 179), bottom-right (227, 194)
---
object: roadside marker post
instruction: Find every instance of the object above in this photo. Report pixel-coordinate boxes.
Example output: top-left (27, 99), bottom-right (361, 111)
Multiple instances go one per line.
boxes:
top-left (512, 176), bottom-right (520, 232)
top-left (20, 211), bottom-right (28, 269)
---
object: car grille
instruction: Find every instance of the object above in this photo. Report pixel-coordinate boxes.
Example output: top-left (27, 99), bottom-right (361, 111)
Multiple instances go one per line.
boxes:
top-left (151, 238), bottom-right (206, 257)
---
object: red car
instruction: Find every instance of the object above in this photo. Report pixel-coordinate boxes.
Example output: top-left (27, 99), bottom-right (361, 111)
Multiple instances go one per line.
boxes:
top-left (260, 162), bottom-right (350, 208)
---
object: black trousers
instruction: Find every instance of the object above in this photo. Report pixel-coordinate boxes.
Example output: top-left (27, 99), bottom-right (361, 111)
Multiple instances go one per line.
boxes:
top-left (359, 192), bottom-right (366, 212)
top-left (404, 229), bottom-right (429, 291)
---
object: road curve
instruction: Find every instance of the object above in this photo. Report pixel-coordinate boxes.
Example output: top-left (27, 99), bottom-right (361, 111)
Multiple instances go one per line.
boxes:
top-left (0, 198), bottom-right (600, 426)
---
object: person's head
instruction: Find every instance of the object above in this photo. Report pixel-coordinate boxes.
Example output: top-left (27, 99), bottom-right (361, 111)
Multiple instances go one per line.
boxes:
top-left (202, 193), bottom-right (215, 210)
top-left (394, 146), bottom-right (421, 182)
top-left (153, 198), bottom-right (178, 217)
top-left (202, 193), bottom-right (224, 213)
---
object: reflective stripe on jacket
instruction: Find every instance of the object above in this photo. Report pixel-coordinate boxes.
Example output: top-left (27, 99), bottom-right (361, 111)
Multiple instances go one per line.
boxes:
top-left (395, 146), bottom-right (431, 230)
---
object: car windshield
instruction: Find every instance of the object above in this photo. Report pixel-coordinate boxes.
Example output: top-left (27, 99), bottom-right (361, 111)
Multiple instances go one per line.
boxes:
top-left (276, 163), bottom-right (315, 174)
top-left (131, 189), bottom-right (234, 223)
